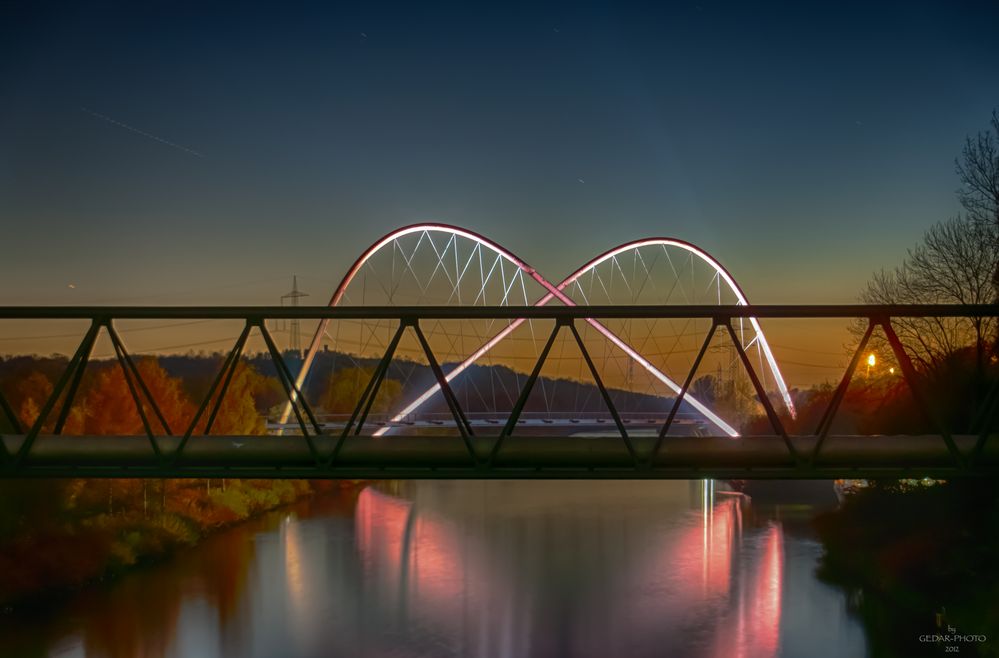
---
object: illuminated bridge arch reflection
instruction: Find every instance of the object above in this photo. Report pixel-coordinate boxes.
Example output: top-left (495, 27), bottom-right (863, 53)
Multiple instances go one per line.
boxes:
top-left (352, 482), bottom-right (795, 658)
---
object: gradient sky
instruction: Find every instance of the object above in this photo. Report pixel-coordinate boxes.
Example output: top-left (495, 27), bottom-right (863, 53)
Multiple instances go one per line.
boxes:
top-left (2, 2), bottom-right (998, 313)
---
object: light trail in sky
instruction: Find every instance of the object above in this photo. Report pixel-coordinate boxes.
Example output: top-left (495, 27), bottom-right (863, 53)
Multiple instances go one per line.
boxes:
top-left (81, 107), bottom-right (205, 158)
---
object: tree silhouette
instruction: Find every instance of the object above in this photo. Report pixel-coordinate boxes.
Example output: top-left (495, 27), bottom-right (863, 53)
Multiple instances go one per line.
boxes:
top-left (955, 109), bottom-right (999, 300)
top-left (859, 215), bottom-right (996, 374)
top-left (858, 110), bottom-right (999, 374)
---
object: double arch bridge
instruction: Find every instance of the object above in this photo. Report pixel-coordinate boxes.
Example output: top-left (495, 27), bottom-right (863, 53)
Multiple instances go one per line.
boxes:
top-left (0, 224), bottom-right (997, 479)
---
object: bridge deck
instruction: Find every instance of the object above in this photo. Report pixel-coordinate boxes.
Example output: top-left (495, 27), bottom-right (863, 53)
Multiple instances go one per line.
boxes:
top-left (2, 434), bottom-right (995, 479)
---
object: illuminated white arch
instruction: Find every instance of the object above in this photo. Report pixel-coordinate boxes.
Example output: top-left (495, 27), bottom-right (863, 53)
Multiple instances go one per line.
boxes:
top-left (553, 238), bottom-right (796, 419)
top-left (285, 223), bottom-right (553, 427)
top-left (285, 224), bottom-right (794, 438)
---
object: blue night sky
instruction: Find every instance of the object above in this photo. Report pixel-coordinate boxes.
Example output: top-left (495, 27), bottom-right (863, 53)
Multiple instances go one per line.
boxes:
top-left (2, 1), bottom-right (998, 308)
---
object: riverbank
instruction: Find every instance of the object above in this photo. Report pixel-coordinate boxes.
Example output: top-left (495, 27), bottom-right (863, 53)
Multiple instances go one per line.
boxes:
top-left (2, 480), bottom-right (870, 658)
top-left (814, 480), bottom-right (999, 657)
top-left (0, 478), bottom-right (362, 611)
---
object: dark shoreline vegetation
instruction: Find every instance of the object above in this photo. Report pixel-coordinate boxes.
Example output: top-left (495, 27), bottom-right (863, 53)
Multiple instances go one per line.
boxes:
top-left (781, 109), bottom-right (999, 657)
top-left (0, 478), bottom-right (359, 612)
top-left (814, 480), bottom-right (999, 658)
top-left (749, 343), bottom-right (999, 657)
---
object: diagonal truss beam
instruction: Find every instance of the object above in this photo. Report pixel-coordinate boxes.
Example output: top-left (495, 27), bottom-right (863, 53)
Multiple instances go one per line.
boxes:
top-left (723, 320), bottom-right (798, 462)
top-left (881, 318), bottom-right (963, 466)
top-left (14, 320), bottom-right (101, 466)
top-left (651, 321), bottom-right (720, 463)
top-left (411, 321), bottom-right (477, 460)
top-left (568, 322), bottom-right (639, 464)
top-left (107, 323), bottom-right (173, 436)
top-left (349, 322), bottom-right (406, 437)
top-left (809, 320), bottom-right (875, 463)
top-left (258, 322), bottom-right (323, 463)
top-left (325, 322), bottom-right (407, 466)
top-left (173, 323), bottom-right (251, 462)
top-left (0, 389), bottom-right (21, 446)
top-left (108, 323), bottom-right (163, 458)
top-left (489, 321), bottom-right (562, 463)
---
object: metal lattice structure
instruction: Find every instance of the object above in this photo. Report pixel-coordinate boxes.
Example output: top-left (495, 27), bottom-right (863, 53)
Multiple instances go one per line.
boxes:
top-left (0, 303), bottom-right (997, 479)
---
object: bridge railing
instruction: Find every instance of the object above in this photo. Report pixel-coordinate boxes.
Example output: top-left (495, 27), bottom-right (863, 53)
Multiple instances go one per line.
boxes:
top-left (0, 304), bottom-right (996, 478)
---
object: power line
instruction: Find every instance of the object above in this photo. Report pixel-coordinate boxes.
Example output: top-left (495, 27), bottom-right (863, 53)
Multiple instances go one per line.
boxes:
top-left (777, 358), bottom-right (848, 369)
top-left (90, 335), bottom-right (245, 359)
top-left (0, 319), bottom-right (221, 342)
top-left (73, 275), bottom-right (290, 305)
top-left (770, 343), bottom-right (851, 357)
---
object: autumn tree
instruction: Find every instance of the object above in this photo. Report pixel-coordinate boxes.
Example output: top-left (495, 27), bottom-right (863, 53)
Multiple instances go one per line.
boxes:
top-left (203, 361), bottom-right (271, 435)
top-left (57, 358), bottom-right (194, 436)
top-left (16, 370), bottom-right (53, 429)
top-left (54, 359), bottom-right (196, 517)
top-left (320, 366), bottom-right (402, 416)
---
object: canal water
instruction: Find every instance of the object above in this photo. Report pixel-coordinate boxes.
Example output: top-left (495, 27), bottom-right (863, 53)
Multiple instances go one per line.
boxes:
top-left (1, 481), bottom-right (867, 657)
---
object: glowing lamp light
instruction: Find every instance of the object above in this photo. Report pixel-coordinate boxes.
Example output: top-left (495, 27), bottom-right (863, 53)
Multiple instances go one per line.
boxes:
top-left (867, 353), bottom-right (876, 368)
top-left (889, 367), bottom-right (895, 375)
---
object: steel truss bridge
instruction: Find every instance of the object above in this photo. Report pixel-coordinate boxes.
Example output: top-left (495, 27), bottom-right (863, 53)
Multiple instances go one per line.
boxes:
top-left (0, 303), bottom-right (997, 480)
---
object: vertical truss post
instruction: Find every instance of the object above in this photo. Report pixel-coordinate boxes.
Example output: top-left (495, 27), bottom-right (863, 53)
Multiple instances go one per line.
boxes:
top-left (107, 322), bottom-right (172, 435)
top-left (14, 320), bottom-right (101, 466)
top-left (108, 321), bottom-right (162, 459)
top-left (568, 321), bottom-right (639, 465)
top-left (880, 318), bottom-right (964, 467)
top-left (259, 321), bottom-right (323, 463)
top-left (411, 320), bottom-right (477, 462)
top-left (489, 321), bottom-right (562, 464)
top-left (810, 319), bottom-right (875, 463)
top-left (174, 323), bottom-right (251, 461)
top-left (650, 321), bottom-right (720, 464)
top-left (723, 320), bottom-right (798, 462)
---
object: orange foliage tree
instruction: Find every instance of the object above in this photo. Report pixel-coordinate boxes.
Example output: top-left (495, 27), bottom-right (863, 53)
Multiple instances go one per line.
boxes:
top-left (56, 359), bottom-right (197, 517)
top-left (16, 370), bottom-right (53, 429)
top-left (203, 361), bottom-right (271, 435)
top-left (62, 358), bottom-right (194, 436)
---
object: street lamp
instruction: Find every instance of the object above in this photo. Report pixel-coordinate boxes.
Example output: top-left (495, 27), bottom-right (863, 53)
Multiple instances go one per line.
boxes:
top-left (867, 353), bottom-right (876, 378)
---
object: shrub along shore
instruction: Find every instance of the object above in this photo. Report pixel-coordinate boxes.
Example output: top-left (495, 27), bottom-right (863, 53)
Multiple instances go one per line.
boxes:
top-left (814, 480), bottom-right (999, 657)
top-left (0, 354), bottom-right (372, 609)
top-left (0, 478), bottom-right (356, 610)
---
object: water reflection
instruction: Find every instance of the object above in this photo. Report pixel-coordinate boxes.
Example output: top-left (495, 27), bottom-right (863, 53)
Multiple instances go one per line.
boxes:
top-left (0, 481), bottom-right (866, 658)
